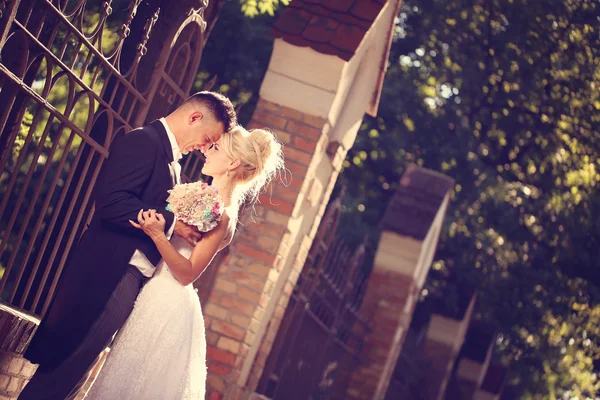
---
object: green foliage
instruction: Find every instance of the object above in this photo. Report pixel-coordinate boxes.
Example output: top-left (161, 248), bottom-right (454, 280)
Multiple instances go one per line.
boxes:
top-left (239, 0), bottom-right (290, 17)
top-left (335, 0), bottom-right (600, 397)
top-left (195, 0), bottom-right (279, 124)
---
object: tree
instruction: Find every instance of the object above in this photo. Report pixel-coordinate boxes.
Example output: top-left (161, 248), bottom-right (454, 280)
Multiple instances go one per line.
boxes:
top-left (238, 0), bottom-right (290, 18)
top-left (194, 0), bottom-right (281, 124)
top-left (336, 0), bottom-right (600, 397)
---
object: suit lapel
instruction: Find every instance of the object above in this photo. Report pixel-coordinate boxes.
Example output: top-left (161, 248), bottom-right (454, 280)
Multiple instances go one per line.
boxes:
top-left (148, 120), bottom-right (174, 164)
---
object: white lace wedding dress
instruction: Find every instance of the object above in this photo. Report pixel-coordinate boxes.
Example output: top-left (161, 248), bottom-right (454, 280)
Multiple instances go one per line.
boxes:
top-left (85, 236), bottom-right (207, 400)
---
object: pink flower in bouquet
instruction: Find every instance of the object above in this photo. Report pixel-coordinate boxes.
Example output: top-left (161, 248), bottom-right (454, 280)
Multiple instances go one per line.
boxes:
top-left (165, 181), bottom-right (224, 233)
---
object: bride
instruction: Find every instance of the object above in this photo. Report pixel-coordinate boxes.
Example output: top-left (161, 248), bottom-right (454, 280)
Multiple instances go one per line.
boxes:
top-left (84, 126), bottom-right (284, 399)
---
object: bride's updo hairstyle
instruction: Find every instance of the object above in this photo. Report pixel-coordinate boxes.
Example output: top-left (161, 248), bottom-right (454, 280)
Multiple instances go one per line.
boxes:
top-left (220, 125), bottom-right (285, 208)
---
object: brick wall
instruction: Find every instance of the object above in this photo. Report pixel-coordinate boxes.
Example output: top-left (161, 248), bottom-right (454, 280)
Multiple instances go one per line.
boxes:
top-left (448, 322), bottom-right (497, 400)
top-left (0, 352), bottom-right (36, 400)
top-left (202, 98), bottom-right (343, 399)
top-left (347, 268), bottom-right (421, 400)
top-left (0, 305), bottom-right (40, 400)
top-left (346, 166), bottom-right (455, 400)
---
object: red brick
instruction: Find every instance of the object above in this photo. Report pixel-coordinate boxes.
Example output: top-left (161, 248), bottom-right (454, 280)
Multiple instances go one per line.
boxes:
top-left (254, 306), bottom-right (266, 320)
top-left (257, 98), bottom-right (281, 113)
top-left (229, 368), bottom-right (242, 383)
top-left (274, 184), bottom-right (300, 203)
top-left (266, 325), bottom-right (278, 343)
top-left (215, 279), bottom-right (238, 294)
top-left (231, 271), bottom-right (265, 292)
top-left (8, 358), bottom-right (23, 375)
top-left (248, 263), bottom-right (271, 279)
top-left (251, 220), bottom-right (287, 239)
top-left (209, 362), bottom-right (232, 376)
top-left (220, 295), bottom-right (256, 316)
top-left (218, 294), bottom-right (236, 308)
top-left (207, 375), bottom-right (226, 392)
top-left (244, 330), bottom-right (256, 345)
top-left (247, 318), bottom-right (260, 334)
top-left (0, 375), bottom-right (10, 391)
top-left (238, 286), bottom-right (261, 303)
top-left (230, 269), bottom-right (257, 282)
top-left (207, 346), bottom-right (236, 366)
top-left (208, 291), bottom-right (221, 304)
top-left (209, 391), bottom-right (223, 400)
top-left (253, 111), bottom-right (287, 130)
top-left (248, 373), bottom-right (261, 392)
top-left (237, 243), bottom-right (276, 265)
top-left (258, 194), bottom-right (294, 214)
top-left (274, 305), bottom-right (286, 319)
top-left (231, 313), bottom-right (252, 329)
top-left (293, 136), bottom-right (318, 152)
top-left (258, 293), bottom-right (271, 308)
top-left (285, 160), bottom-right (309, 182)
top-left (204, 304), bottom-right (228, 319)
top-left (212, 320), bottom-right (246, 341)
top-left (280, 105), bottom-right (304, 121)
top-left (284, 146), bottom-right (312, 166)
top-left (255, 234), bottom-right (282, 254)
top-left (240, 343), bottom-right (250, 358)
top-left (302, 113), bottom-right (327, 128)
top-left (288, 174), bottom-right (304, 190)
top-left (256, 350), bottom-right (268, 367)
top-left (265, 210), bottom-right (290, 226)
top-left (283, 282), bottom-right (294, 296)
top-left (217, 336), bottom-right (242, 353)
top-left (275, 130), bottom-right (291, 144)
top-left (287, 120), bottom-right (322, 141)
top-left (206, 331), bottom-right (220, 346)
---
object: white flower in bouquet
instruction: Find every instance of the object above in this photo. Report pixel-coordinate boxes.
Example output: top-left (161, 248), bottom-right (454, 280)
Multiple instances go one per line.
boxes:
top-left (165, 181), bottom-right (224, 233)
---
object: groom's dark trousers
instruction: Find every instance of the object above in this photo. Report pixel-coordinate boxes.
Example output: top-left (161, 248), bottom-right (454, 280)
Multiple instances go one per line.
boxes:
top-left (19, 267), bottom-right (145, 400)
top-left (19, 121), bottom-right (177, 399)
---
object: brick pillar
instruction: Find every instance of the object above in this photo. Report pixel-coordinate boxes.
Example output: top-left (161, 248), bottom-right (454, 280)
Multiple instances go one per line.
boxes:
top-left (422, 291), bottom-right (476, 400)
top-left (202, 97), bottom-right (344, 400)
top-left (449, 321), bottom-right (496, 400)
top-left (473, 364), bottom-right (508, 400)
top-left (347, 166), bottom-right (455, 400)
top-left (0, 305), bottom-right (39, 399)
top-left (201, 3), bottom-right (403, 393)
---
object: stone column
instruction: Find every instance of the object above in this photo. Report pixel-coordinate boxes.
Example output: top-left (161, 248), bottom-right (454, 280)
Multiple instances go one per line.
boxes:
top-left (347, 166), bottom-right (455, 400)
top-left (422, 290), bottom-right (477, 400)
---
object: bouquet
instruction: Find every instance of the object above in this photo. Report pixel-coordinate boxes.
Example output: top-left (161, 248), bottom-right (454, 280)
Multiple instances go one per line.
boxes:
top-left (165, 181), bottom-right (224, 233)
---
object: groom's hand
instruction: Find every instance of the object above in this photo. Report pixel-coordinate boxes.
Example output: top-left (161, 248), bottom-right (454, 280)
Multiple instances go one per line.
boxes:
top-left (173, 220), bottom-right (202, 246)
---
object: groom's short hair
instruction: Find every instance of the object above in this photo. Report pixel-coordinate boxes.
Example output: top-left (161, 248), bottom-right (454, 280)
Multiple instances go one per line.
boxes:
top-left (183, 91), bottom-right (237, 132)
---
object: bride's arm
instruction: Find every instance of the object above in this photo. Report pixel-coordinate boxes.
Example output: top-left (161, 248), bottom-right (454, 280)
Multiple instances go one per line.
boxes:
top-left (131, 209), bottom-right (229, 286)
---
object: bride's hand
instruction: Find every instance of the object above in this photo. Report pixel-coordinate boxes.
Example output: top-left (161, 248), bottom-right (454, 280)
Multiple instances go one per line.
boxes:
top-left (129, 209), bottom-right (166, 241)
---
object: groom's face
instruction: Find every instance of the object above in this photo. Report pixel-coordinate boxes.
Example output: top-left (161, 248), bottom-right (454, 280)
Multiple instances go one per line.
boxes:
top-left (182, 112), bottom-right (224, 155)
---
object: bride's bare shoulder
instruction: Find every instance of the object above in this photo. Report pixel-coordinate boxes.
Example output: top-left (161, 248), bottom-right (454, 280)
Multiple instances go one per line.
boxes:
top-left (217, 211), bottom-right (235, 251)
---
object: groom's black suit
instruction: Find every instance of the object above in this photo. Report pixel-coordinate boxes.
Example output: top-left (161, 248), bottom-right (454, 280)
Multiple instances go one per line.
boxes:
top-left (21, 120), bottom-right (178, 399)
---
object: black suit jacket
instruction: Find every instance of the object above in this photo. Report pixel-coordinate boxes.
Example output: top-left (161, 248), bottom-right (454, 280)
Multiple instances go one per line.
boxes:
top-left (25, 120), bottom-right (177, 368)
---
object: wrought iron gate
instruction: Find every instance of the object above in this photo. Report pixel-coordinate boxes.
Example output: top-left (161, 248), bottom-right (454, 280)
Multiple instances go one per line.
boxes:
top-left (0, 0), bottom-right (217, 317)
top-left (256, 197), bottom-right (371, 400)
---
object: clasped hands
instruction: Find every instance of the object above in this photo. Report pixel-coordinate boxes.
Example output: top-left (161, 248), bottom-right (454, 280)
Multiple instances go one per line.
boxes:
top-left (129, 209), bottom-right (202, 246)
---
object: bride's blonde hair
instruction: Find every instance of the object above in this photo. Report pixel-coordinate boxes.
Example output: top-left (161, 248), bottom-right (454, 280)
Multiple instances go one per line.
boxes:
top-left (220, 125), bottom-right (285, 209)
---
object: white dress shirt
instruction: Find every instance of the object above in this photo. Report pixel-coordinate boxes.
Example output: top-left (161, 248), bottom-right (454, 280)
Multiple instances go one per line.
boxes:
top-left (129, 118), bottom-right (181, 277)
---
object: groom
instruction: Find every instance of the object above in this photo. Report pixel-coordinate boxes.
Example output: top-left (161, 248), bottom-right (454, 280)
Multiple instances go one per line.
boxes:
top-left (19, 91), bottom-right (237, 400)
